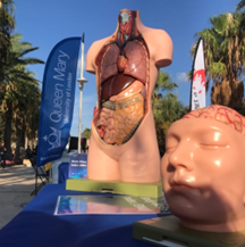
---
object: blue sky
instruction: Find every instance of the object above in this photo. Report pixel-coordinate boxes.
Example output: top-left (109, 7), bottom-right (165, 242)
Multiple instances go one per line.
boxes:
top-left (14, 0), bottom-right (239, 136)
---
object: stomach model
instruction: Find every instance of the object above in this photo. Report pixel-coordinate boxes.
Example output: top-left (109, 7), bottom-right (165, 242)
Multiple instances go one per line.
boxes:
top-left (93, 10), bottom-right (150, 145)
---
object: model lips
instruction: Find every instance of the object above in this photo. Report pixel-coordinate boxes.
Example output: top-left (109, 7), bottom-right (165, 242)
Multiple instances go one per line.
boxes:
top-left (170, 181), bottom-right (194, 190)
top-left (169, 174), bottom-right (196, 189)
top-left (167, 178), bottom-right (202, 199)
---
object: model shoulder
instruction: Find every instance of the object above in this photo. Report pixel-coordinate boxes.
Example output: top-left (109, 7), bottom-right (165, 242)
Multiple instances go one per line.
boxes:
top-left (86, 36), bottom-right (110, 74)
top-left (143, 28), bottom-right (173, 69)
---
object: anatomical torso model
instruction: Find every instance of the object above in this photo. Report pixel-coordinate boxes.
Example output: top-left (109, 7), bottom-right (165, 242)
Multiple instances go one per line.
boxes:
top-left (86, 9), bottom-right (173, 183)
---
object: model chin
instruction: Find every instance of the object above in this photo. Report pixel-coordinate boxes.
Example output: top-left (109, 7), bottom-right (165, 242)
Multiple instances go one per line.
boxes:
top-left (168, 200), bottom-right (203, 222)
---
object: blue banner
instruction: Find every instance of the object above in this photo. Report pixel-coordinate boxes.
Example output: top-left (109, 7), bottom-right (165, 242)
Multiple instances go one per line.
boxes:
top-left (37, 37), bottom-right (81, 167)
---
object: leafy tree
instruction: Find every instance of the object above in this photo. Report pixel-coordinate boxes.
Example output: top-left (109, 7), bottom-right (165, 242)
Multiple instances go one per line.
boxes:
top-left (152, 70), bottom-right (178, 107)
top-left (237, 98), bottom-right (245, 116)
top-left (13, 69), bottom-right (41, 158)
top-left (236, 0), bottom-right (245, 10)
top-left (0, 0), bottom-right (15, 102)
top-left (83, 128), bottom-right (91, 139)
top-left (0, 33), bottom-right (44, 157)
top-left (0, 2), bottom-right (43, 159)
top-left (153, 93), bottom-right (187, 156)
top-left (192, 12), bottom-right (245, 110)
top-left (152, 71), bottom-right (187, 156)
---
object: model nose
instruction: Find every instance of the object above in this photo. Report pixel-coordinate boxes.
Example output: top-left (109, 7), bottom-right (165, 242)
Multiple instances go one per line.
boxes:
top-left (168, 142), bottom-right (194, 171)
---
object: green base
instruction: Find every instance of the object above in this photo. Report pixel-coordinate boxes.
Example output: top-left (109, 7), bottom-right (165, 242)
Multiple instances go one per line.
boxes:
top-left (66, 178), bottom-right (162, 198)
top-left (133, 215), bottom-right (245, 247)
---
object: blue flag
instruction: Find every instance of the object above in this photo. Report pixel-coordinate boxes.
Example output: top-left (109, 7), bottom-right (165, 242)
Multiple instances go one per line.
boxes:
top-left (37, 37), bottom-right (81, 167)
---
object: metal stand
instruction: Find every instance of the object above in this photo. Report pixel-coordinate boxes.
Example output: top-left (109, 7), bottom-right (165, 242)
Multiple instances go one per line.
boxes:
top-left (77, 33), bottom-right (88, 154)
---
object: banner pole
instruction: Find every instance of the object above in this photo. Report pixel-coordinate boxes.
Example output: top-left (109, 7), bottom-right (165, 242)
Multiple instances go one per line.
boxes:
top-left (77, 33), bottom-right (88, 154)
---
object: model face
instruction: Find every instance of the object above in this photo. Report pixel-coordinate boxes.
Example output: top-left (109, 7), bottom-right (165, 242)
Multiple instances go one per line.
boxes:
top-left (161, 118), bottom-right (245, 225)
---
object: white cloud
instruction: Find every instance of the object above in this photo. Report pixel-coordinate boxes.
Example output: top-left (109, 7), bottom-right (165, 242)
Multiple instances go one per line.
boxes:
top-left (176, 72), bottom-right (189, 83)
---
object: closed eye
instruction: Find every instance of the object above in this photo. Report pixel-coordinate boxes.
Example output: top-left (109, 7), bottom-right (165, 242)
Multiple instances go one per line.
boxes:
top-left (165, 134), bottom-right (179, 152)
top-left (199, 143), bottom-right (228, 149)
top-left (166, 146), bottom-right (176, 151)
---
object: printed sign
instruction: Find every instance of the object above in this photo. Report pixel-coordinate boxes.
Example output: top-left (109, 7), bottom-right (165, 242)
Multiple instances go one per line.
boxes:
top-left (68, 153), bottom-right (87, 179)
top-left (54, 195), bottom-right (169, 215)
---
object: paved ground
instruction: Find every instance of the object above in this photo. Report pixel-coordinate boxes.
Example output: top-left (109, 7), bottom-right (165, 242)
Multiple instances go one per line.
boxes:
top-left (0, 164), bottom-right (36, 229)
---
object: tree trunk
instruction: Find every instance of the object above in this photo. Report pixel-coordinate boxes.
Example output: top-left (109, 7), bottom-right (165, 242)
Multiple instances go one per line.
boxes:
top-left (230, 80), bottom-right (244, 110)
top-left (25, 136), bottom-right (28, 149)
top-left (211, 79), bottom-right (244, 109)
top-left (15, 115), bottom-right (21, 159)
top-left (15, 111), bottom-right (26, 159)
top-left (21, 116), bottom-right (26, 149)
top-left (4, 107), bottom-right (12, 159)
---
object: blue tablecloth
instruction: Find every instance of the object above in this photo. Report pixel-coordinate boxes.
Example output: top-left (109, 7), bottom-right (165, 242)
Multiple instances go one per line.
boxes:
top-left (0, 184), bottom-right (164, 247)
top-left (58, 162), bottom-right (69, 184)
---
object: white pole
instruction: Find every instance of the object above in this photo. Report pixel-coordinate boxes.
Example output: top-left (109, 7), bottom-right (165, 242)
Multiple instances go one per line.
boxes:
top-left (77, 33), bottom-right (88, 153)
top-left (78, 85), bottom-right (83, 153)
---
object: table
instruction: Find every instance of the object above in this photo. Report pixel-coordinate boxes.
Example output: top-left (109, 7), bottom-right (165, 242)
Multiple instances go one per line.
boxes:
top-left (0, 184), bottom-right (164, 247)
top-left (58, 162), bottom-right (69, 183)
top-left (51, 154), bottom-right (70, 184)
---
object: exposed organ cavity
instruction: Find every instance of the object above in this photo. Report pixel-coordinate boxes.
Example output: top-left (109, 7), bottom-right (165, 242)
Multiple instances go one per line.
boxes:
top-left (101, 74), bottom-right (135, 101)
top-left (97, 93), bottom-right (144, 145)
top-left (99, 107), bottom-right (116, 144)
top-left (94, 10), bottom-right (150, 145)
top-left (99, 40), bottom-right (148, 85)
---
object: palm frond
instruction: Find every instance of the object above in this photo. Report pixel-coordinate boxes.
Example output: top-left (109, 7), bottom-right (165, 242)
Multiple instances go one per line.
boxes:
top-left (236, 0), bottom-right (245, 10)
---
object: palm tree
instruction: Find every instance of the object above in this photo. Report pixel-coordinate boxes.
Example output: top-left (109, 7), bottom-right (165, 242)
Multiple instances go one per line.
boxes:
top-left (25, 87), bottom-right (41, 149)
top-left (13, 69), bottom-right (41, 158)
top-left (83, 128), bottom-right (91, 139)
top-left (192, 12), bottom-right (245, 110)
top-left (152, 71), bottom-right (186, 156)
top-left (157, 94), bottom-right (186, 122)
top-left (1, 33), bottom-right (44, 157)
top-left (152, 70), bottom-right (178, 107)
top-left (0, 0), bottom-right (15, 83)
top-left (236, 0), bottom-right (245, 10)
top-left (152, 71), bottom-right (178, 126)
top-left (153, 93), bottom-right (187, 156)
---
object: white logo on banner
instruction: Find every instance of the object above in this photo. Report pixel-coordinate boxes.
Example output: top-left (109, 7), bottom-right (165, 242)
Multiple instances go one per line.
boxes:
top-left (42, 126), bottom-right (61, 151)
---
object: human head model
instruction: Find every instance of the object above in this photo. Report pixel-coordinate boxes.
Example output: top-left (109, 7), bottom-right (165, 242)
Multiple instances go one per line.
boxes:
top-left (161, 105), bottom-right (245, 232)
